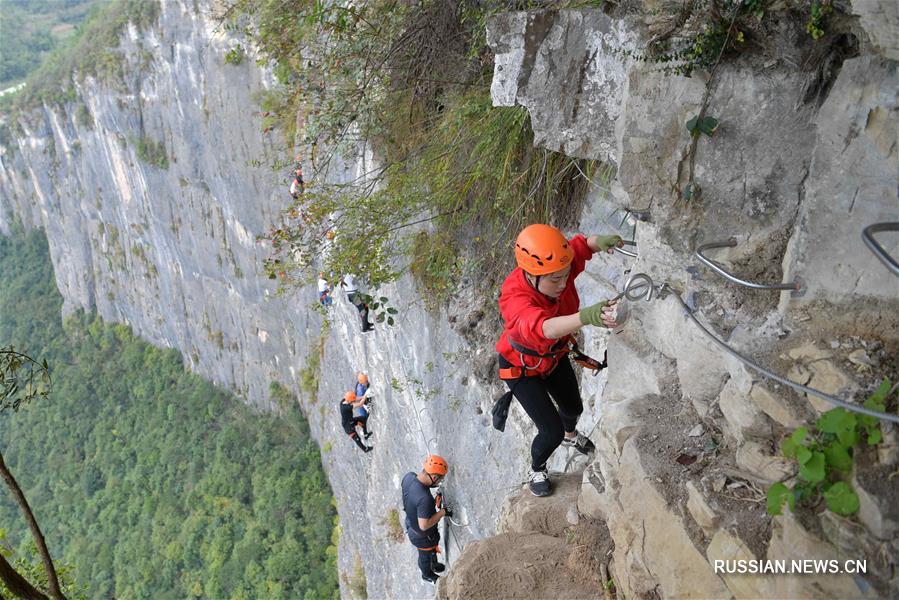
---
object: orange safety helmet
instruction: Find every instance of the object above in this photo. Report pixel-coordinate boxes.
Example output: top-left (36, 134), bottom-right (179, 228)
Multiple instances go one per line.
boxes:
top-left (325, 230), bottom-right (336, 240)
top-left (344, 391), bottom-right (356, 402)
top-left (358, 373), bottom-right (368, 385)
top-left (514, 224), bottom-right (574, 275)
top-left (423, 454), bottom-right (449, 476)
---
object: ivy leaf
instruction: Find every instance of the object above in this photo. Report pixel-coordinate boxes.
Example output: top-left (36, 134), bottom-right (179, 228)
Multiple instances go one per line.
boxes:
top-left (796, 445), bottom-right (812, 465)
top-left (817, 408), bottom-right (853, 433)
top-left (798, 451), bottom-right (825, 483)
top-left (782, 427), bottom-right (807, 459)
top-left (823, 443), bottom-right (852, 473)
top-left (386, 307), bottom-right (398, 315)
top-left (686, 116), bottom-right (699, 134)
top-left (766, 482), bottom-right (791, 515)
top-left (375, 313), bottom-right (385, 323)
top-left (836, 426), bottom-right (859, 448)
top-left (859, 378), bottom-right (890, 429)
top-left (387, 316), bottom-right (394, 326)
top-left (698, 116), bottom-right (719, 136)
top-left (867, 427), bottom-right (882, 445)
top-left (823, 482), bottom-right (860, 516)
top-left (866, 378), bottom-right (890, 407)
top-left (817, 408), bottom-right (856, 447)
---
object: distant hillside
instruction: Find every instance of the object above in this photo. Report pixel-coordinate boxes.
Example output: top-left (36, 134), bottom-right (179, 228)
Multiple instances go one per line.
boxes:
top-left (0, 0), bottom-right (95, 89)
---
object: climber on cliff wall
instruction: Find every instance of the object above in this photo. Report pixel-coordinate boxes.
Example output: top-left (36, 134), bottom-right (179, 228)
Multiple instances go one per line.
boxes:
top-left (317, 272), bottom-right (333, 307)
top-left (355, 372), bottom-right (371, 399)
top-left (352, 372), bottom-right (372, 422)
top-left (339, 391), bottom-right (373, 453)
top-left (341, 274), bottom-right (374, 333)
top-left (494, 224), bottom-right (623, 497)
top-left (401, 455), bottom-right (452, 584)
top-left (289, 166), bottom-right (305, 198)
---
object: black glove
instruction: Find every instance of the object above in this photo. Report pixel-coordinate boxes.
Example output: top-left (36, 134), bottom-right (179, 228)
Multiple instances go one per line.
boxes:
top-left (444, 506), bottom-right (454, 518)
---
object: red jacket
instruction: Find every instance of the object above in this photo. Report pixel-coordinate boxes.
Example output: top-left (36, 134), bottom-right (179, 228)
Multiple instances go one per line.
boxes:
top-left (496, 234), bottom-right (594, 376)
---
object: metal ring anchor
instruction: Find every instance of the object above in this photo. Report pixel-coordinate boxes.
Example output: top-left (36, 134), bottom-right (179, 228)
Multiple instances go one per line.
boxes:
top-left (613, 240), bottom-right (638, 258)
top-left (862, 222), bottom-right (899, 276)
top-left (611, 272), bottom-right (658, 302)
top-left (696, 238), bottom-right (803, 296)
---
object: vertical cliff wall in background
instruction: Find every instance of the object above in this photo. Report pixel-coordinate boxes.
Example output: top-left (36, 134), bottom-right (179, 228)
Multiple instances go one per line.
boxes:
top-left (2, 1), bottom-right (897, 598)
top-left (0, 1), bottom-right (581, 596)
top-left (0, 0), bottom-right (300, 404)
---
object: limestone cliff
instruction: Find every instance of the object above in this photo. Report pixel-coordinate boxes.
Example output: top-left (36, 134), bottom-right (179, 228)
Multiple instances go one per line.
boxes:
top-left (1, 1), bottom-right (897, 599)
top-left (0, 1), bottom-right (592, 596)
top-left (447, 4), bottom-right (898, 598)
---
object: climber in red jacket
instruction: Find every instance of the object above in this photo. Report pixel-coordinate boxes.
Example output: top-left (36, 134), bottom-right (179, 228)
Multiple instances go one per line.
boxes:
top-left (496, 223), bottom-right (622, 497)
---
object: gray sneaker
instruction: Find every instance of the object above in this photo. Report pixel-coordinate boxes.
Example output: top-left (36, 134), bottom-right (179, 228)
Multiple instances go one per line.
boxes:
top-left (528, 467), bottom-right (552, 497)
top-left (561, 431), bottom-right (595, 455)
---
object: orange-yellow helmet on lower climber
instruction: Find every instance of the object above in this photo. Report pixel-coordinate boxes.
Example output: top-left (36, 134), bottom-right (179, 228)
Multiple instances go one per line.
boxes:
top-left (514, 224), bottom-right (573, 275)
top-left (423, 454), bottom-right (449, 476)
top-left (344, 391), bottom-right (356, 402)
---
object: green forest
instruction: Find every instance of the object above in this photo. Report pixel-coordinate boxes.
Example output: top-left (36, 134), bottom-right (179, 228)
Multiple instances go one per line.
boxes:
top-left (0, 227), bottom-right (339, 599)
top-left (0, 0), bottom-right (96, 88)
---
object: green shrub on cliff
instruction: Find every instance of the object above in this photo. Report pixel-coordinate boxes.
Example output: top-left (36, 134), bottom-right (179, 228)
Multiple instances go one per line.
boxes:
top-left (232, 1), bottom-right (601, 305)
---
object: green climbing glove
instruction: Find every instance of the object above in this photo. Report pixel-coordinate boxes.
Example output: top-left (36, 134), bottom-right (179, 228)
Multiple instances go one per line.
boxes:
top-left (593, 234), bottom-right (622, 253)
top-left (579, 300), bottom-right (612, 328)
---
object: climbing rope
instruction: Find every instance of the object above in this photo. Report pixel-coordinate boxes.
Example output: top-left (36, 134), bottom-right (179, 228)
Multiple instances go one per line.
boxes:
top-left (607, 270), bottom-right (899, 424)
top-left (668, 287), bottom-right (899, 424)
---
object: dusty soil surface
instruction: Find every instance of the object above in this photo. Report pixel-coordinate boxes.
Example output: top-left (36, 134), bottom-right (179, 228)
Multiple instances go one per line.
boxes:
top-left (437, 472), bottom-right (612, 600)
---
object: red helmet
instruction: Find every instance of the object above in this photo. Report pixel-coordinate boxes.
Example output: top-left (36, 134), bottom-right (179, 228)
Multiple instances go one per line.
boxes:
top-left (423, 454), bottom-right (448, 476)
top-left (344, 391), bottom-right (356, 402)
top-left (514, 224), bottom-right (573, 275)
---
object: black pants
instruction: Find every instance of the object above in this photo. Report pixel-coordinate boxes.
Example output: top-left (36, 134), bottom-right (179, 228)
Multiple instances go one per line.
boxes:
top-left (417, 548), bottom-right (442, 578)
top-left (347, 292), bottom-right (373, 331)
top-left (346, 431), bottom-right (367, 451)
top-left (499, 355), bottom-right (583, 470)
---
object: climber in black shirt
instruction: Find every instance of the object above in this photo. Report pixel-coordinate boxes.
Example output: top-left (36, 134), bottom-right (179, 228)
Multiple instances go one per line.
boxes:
top-left (401, 455), bottom-right (451, 583)
top-left (340, 391), bottom-right (372, 453)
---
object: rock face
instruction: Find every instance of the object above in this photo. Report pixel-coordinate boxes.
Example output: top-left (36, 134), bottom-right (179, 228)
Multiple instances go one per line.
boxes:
top-left (489, 6), bottom-right (898, 599)
top-left (437, 472), bottom-right (610, 600)
top-left (2, 2), bottom-right (898, 599)
top-left (0, 3), bottom-right (614, 597)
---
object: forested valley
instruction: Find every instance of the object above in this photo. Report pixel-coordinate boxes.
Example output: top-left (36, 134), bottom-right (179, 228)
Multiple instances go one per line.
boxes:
top-left (0, 228), bottom-right (339, 599)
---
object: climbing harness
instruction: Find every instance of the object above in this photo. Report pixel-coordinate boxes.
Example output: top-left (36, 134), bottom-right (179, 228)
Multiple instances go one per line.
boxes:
top-left (696, 238), bottom-right (804, 296)
top-left (862, 222), bottom-right (899, 276)
top-left (499, 337), bottom-right (606, 380)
